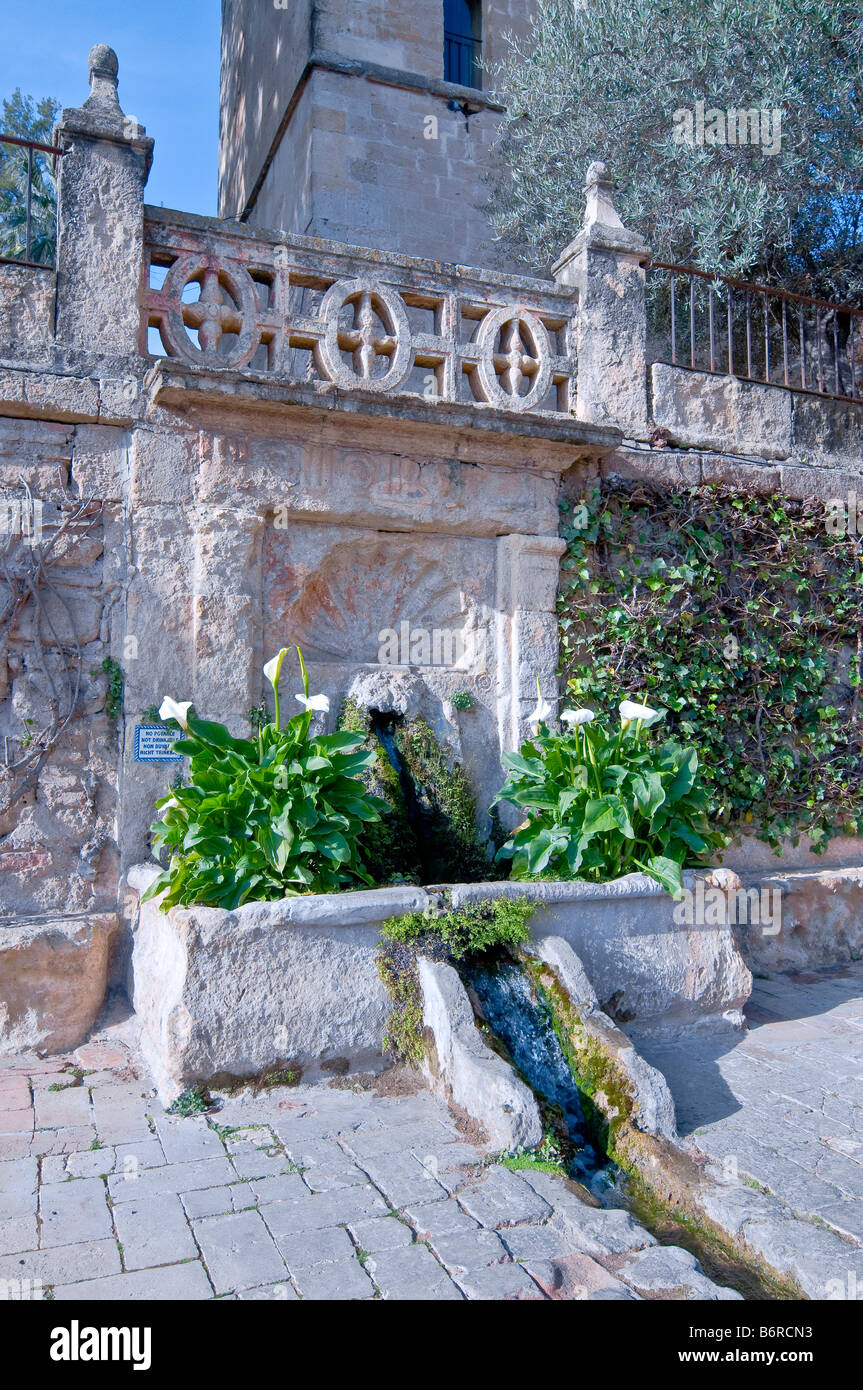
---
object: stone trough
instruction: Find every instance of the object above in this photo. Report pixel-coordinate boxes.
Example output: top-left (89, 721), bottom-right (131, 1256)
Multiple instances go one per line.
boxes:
top-left (126, 864), bottom-right (752, 1102)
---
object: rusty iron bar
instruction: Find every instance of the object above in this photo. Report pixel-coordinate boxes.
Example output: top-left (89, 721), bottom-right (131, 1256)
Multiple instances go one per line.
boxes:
top-left (763, 296), bottom-right (770, 383)
top-left (800, 315), bottom-right (807, 391)
top-left (24, 143), bottom-right (32, 263)
top-left (689, 276), bottom-right (695, 368)
top-left (649, 259), bottom-right (863, 405)
top-left (0, 133), bottom-right (63, 269)
top-left (0, 133), bottom-right (63, 156)
top-left (781, 297), bottom-right (789, 387)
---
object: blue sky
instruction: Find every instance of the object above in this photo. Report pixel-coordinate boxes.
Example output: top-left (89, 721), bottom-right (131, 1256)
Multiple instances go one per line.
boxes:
top-left (0, 0), bottom-right (221, 215)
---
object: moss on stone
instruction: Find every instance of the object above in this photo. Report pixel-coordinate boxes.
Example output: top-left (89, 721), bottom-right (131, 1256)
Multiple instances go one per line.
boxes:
top-left (394, 716), bottom-right (491, 882)
top-left (337, 699), bottom-right (422, 885)
top-left (376, 946), bottom-right (425, 1065)
top-left (377, 896), bottom-right (534, 1066)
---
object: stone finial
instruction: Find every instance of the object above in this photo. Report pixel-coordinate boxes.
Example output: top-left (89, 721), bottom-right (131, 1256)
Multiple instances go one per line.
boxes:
top-left (583, 159), bottom-right (625, 232)
top-left (85, 43), bottom-right (121, 110)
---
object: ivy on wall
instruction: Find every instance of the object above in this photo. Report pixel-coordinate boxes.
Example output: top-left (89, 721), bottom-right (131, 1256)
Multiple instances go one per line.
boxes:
top-left (557, 480), bottom-right (863, 849)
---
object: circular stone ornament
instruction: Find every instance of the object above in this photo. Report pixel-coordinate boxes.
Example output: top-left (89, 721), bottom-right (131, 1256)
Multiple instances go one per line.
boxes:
top-left (316, 278), bottom-right (412, 392)
top-left (475, 308), bottom-right (553, 412)
top-left (158, 253), bottom-right (260, 370)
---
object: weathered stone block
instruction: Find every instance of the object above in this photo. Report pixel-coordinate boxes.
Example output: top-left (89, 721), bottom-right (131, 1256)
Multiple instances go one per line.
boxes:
top-left (651, 363), bottom-right (793, 458)
top-left (0, 914), bottom-right (117, 1054)
top-left (792, 393), bottom-right (863, 472)
top-left (732, 867), bottom-right (863, 972)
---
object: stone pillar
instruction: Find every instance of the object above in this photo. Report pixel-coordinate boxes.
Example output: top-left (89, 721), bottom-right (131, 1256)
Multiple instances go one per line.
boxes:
top-left (495, 533), bottom-right (566, 770)
top-left (192, 503), bottom-right (267, 735)
top-left (53, 44), bottom-right (153, 366)
top-left (553, 161), bottom-right (650, 439)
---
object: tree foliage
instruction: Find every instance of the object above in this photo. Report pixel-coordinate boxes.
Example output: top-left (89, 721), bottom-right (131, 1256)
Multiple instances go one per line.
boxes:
top-left (487, 0), bottom-right (863, 301)
top-left (0, 90), bottom-right (60, 265)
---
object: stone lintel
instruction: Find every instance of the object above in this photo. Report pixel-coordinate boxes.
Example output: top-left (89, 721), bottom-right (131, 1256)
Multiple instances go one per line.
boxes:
top-left (143, 360), bottom-right (621, 470)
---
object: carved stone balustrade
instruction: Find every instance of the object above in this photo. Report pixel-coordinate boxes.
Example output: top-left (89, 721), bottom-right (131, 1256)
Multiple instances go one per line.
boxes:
top-left (139, 208), bottom-right (578, 419)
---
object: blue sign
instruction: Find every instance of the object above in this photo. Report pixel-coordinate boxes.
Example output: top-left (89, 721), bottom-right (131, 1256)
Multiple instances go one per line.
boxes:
top-left (134, 724), bottom-right (184, 763)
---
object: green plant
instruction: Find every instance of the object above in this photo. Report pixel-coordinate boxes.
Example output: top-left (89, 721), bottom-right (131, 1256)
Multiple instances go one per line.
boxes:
top-left (142, 647), bottom-right (390, 910)
top-left (451, 690), bottom-right (475, 712)
top-left (393, 718), bottom-right (492, 881)
top-left (140, 705), bottom-right (162, 724)
top-left (559, 481), bottom-right (863, 848)
top-left (246, 701), bottom-right (270, 734)
top-left (95, 657), bottom-right (124, 719)
top-left (377, 950), bottom-right (425, 1065)
top-left (492, 1131), bottom-right (568, 1176)
top-left (491, 683), bottom-right (726, 897)
top-left (383, 896), bottom-right (535, 959)
top-left (376, 897), bottom-right (534, 1062)
top-left (167, 1087), bottom-right (212, 1117)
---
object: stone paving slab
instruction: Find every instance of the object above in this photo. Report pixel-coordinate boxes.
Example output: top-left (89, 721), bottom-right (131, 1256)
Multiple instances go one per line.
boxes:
top-left (0, 1028), bottom-right (744, 1302)
top-left (40, 1176), bottom-right (114, 1247)
top-left (114, 1193), bottom-right (198, 1271)
top-left (52, 1261), bottom-right (213, 1301)
top-left (632, 961), bottom-right (863, 1297)
top-left (192, 1210), bottom-right (288, 1295)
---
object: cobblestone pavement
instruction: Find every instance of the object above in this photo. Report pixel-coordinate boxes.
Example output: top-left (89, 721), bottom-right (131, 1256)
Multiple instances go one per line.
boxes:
top-left (634, 962), bottom-right (863, 1251)
top-left (0, 1019), bottom-right (741, 1301)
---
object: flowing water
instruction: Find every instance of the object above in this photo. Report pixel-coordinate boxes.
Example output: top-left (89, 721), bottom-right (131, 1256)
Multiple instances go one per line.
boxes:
top-left (460, 953), bottom-right (608, 1184)
top-left (459, 952), bottom-right (786, 1299)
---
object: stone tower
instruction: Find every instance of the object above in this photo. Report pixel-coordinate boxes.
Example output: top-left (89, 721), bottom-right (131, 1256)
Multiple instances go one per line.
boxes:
top-left (218, 0), bottom-right (529, 268)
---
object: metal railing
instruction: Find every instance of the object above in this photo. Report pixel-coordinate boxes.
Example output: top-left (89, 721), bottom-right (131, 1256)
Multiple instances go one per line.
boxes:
top-left (0, 134), bottom-right (63, 269)
top-left (444, 31), bottom-right (482, 89)
top-left (648, 260), bottom-right (863, 405)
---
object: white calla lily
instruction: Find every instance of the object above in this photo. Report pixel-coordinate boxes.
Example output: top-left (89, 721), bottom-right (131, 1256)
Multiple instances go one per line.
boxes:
top-left (263, 648), bottom-right (291, 729)
top-left (158, 697), bottom-right (192, 730)
top-left (263, 648), bottom-right (289, 690)
top-left (528, 695), bottom-right (553, 728)
top-left (561, 707), bottom-right (595, 726)
top-left (619, 699), bottom-right (658, 724)
top-left (296, 693), bottom-right (330, 713)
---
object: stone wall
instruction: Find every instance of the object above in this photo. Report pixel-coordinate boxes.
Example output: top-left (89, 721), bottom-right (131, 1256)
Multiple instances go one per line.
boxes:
top-left (0, 420), bottom-right (122, 921)
top-left (649, 363), bottom-right (863, 494)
